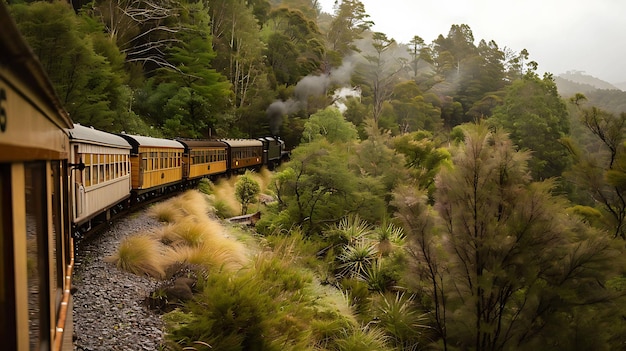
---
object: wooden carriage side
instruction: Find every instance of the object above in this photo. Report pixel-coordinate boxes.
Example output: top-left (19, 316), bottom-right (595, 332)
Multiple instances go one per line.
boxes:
top-left (117, 134), bottom-right (184, 191)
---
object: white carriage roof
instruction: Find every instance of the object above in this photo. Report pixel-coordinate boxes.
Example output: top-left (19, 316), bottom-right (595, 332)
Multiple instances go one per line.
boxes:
top-left (221, 139), bottom-right (263, 147)
top-left (119, 133), bottom-right (184, 149)
top-left (68, 124), bottom-right (131, 149)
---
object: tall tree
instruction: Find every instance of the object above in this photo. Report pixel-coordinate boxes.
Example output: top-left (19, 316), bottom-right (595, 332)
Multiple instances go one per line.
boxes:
top-left (357, 32), bottom-right (405, 123)
top-left (407, 35), bottom-right (427, 79)
top-left (489, 72), bottom-right (571, 180)
top-left (86, 0), bottom-right (181, 72)
top-left (206, 0), bottom-right (273, 136)
top-left (9, 1), bottom-right (125, 130)
top-left (390, 80), bottom-right (442, 133)
top-left (146, 1), bottom-right (231, 138)
top-left (564, 99), bottom-right (626, 239)
top-left (266, 7), bottom-right (325, 85)
top-left (326, 0), bottom-right (372, 55)
top-left (394, 123), bottom-right (621, 350)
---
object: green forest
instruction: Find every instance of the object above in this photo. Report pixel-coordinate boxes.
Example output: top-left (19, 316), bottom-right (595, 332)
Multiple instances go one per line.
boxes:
top-left (7, 0), bottom-right (626, 349)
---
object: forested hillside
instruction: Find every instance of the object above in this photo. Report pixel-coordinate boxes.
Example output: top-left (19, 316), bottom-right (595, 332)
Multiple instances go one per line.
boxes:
top-left (8, 0), bottom-right (626, 349)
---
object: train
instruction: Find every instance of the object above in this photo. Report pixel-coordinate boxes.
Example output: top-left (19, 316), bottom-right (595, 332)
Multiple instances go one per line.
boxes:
top-left (69, 125), bottom-right (287, 237)
top-left (0, 3), bottom-right (288, 350)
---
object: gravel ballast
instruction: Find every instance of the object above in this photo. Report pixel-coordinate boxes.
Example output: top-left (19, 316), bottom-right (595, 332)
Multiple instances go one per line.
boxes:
top-left (72, 211), bottom-right (165, 351)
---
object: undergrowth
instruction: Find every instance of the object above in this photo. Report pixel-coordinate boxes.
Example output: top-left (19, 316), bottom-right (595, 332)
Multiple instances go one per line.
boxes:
top-left (109, 187), bottom-right (420, 351)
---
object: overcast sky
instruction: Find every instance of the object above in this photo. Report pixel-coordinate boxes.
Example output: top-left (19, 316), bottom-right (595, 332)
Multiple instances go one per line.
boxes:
top-left (318, 0), bottom-right (626, 84)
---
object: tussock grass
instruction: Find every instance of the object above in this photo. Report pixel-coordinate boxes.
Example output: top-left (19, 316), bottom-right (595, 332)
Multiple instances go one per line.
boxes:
top-left (207, 170), bottom-right (274, 218)
top-left (334, 326), bottom-right (392, 351)
top-left (154, 217), bottom-right (223, 247)
top-left (250, 167), bottom-right (273, 193)
top-left (164, 239), bottom-right (248, 272)
top-left (210, 178), bottom-right (240, 218)
top-left (172, 190), bottom-right (211, 217)
top-left (149, 201), bottom-right (185, 223)
top-left (106, 234), bottom-right (166, 278)
top-left (149, 190), bottom-right (211, 222)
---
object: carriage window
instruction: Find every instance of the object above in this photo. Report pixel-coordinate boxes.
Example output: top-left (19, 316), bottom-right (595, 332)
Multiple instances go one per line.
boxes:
top-left (84, 154), bottom-right (91, 187)
top-left (25, 162), bottom-right (51, 350)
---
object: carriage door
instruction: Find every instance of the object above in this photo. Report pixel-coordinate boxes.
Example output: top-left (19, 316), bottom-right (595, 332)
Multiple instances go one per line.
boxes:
top-left (0, 164), bottom-right (17, 350)
top-left (74, 146), bottom-right (85, 218)
top-left (24, 162), bottom-right (52, 350)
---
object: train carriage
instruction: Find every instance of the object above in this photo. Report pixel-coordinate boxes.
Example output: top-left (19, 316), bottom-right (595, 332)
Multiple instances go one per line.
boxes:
top-left (0, 2), bottom-right (75, 350)
top-left (117, 134), bottom-right (184, 196)
top-left (177, 139), bottom-right (228, 181)
top-left (222, 139), bottom-right (263, 173)
top-left (68, 124), bottom-right (132, 235)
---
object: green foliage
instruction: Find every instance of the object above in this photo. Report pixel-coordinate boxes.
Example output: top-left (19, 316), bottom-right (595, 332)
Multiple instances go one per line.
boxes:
top-left (301, 107), bottom-right (358, 143)
top-left (373, 292), bottom-right (429, 349)
top-left (393, 130), bottom-right (451, 199)
top-left (336, 239), bottom-right (378, 280)
top-left (333, 326), bottom-right (391, 351)
top-left (235, 171), bottom-right (261, 215)
top-left (390, 81), bottom-right (443, 132)
top-left (564, 103), bottom-right (626, 238)
top-left (325, 214), bottom-right (373, 247)
top-left (353, 120), bottom-right (410, 194)
top-left (489, 73), bottom-right (571, 180)
top-left (326, 0), bottom-right (373, 55)
top-left (197, 178), bottom-right (213, 195)
top-left (268, 138), bottom-right (386, 235)
top-left (395, 122), bottom-right (624, 349)
top-left (164, 252), bottom-right (359, 351)
top-left (10, 2), bottom-right (121, 130)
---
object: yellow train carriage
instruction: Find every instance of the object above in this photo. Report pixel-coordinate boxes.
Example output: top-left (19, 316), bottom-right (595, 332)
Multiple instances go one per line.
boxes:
top-left (118, 134), bottom-right (184, 191)
top-left (1, 2), bottom-right (75, 350)
top-left (177, 139), bottom-right (228, 180)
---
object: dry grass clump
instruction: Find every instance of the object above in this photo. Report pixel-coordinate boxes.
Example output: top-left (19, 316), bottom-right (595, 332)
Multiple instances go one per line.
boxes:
top-left (164, 238), bottom-right (248, 272)
top-left (149, 201), bottom-right (185, 223)
top-left (171, 190), bottom-right (211, 217)
top-left (210, 178), bottom-right (240, 217)
top-left (106, 234), bottom-right (166, 278)
top-left (112, 189), bottom-right (250, 280)
top-left (154, 217), bottom-right (223, 247)
top-left (250, 168), bottom-right (273, 193)
top-left (149, 190), bottom-right (211, 222)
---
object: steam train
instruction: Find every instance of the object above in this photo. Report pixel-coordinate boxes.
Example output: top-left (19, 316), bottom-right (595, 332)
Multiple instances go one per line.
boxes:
top-left (0, 3), bottom-right (287, 350)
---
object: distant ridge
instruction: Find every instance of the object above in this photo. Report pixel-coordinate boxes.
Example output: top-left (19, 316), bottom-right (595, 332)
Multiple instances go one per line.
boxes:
top-left (557, 70), bottom-right (621, 91)
top-left (554, 71), bottom-right (626, 114)
top-left (615, 81), bottom-right (626, 91)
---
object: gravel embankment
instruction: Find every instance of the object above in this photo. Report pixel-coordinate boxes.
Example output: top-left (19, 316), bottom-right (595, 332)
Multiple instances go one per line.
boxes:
top-left (72, 211), bottom-right (166, 351)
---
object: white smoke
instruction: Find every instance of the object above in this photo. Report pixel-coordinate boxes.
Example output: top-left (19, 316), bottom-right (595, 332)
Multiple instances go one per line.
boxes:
top-left (267, 57), bottom-right (359, 131)
top-left (331, 86), bottom-right (362, 113)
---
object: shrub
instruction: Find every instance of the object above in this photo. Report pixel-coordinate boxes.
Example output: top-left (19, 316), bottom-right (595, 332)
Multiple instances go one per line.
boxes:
top-left (334, 326), bottom-right (391, 351)
top-left (235, 171), bottom-right (261, 215)
top-left (373, 292), bottom-right (429, 349)
top-left (197, 178), bottom-right (213, 195)
top-left (336, 239), bottom-right (378, 280)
